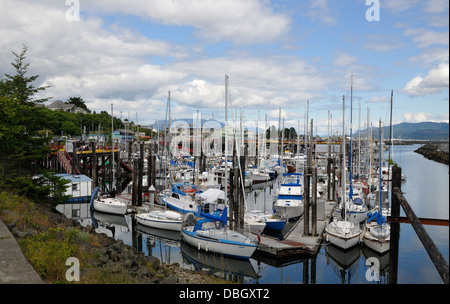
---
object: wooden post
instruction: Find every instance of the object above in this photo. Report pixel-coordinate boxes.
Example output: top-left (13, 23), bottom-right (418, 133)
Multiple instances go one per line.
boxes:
top-left (332, 162), bottom-right (336, 201)
top-left (91, 142), bottom-right (98, 189)
top-left (392, 186), bottom-right (449, 284)
top-left (303, 167), bottom-right (310, 236)
top-left (389, 165), bottom-right (401, 284)
top-left (311, 167), bottom-right (317, 236)
top-left (132, 159), bottom-right (138, 206)
top-left (138, 142), bottom-right (143, 206)
top-left (327, 158), bottom-right (332, 201)
top-left (147, 143), bottom-right (151, 190)
top-left (239, 146), bottom-right (247, 228)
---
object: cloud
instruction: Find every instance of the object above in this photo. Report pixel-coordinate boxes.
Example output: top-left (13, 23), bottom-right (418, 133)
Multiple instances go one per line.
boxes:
top-left (422, 0), bottom-right (449, 13)
top-left (369, 96), bottom-right (388, 103)
top-left (402, 63), bottom-right (449, 97)
top-left (384, 0), bottom-right (421, 12)
top-left (363, 34), bottom-right (405, 52)
top-left (87, 0), bottom-right (291, 44)
top-left (306, 0), bottom-right (337, 25)
top-left (404, 28), bottom-right (449, 48)
top-left (333, 53), bottom-right (358, 67)
top-left (408, 48), bottom-right (449, 67)
top-left (403, 112), bottom-right (449, 123)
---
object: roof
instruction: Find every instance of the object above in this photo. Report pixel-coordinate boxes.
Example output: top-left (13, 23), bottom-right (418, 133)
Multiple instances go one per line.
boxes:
top-left (55, 174), bottom-right (92, 182)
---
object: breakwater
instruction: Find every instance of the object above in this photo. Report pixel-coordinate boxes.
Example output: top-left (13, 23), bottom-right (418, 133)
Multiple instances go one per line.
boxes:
top-left (414, 143), bottom-right (449, 165)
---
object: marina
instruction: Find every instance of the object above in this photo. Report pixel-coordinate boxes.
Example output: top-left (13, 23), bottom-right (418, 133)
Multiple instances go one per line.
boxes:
top-left (54, 143), bottom-right (449, 284)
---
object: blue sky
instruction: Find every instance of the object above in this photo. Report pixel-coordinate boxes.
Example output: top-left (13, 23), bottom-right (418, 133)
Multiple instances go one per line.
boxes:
top-left (0, 0), bottom-right (448, 135)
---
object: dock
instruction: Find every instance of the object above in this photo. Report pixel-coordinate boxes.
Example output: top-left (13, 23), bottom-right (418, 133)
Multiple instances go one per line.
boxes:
top-left (257, 197), bottom-right (337, 258)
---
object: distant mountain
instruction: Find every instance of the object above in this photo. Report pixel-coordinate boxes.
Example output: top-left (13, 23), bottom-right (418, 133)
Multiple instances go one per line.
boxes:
top-left (355, 122), bottom-right (449, 140)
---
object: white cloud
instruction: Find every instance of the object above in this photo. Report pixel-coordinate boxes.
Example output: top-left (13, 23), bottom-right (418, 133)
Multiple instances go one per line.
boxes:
top-left (404, 28), bottom-right (449, 48)
top-left (306, 0), bottom-right (337, 25)
top-left (369, 96), bottom-right (388, 103)
top-left (408, 48), bottom-right (449, 67)
top-left (402, 63), bottom-right (449, 97)
top-left (333, 53), bottom-right (358, 67)
top-left (403, 112), bottom-right (449, 123)
top-left (422, 0), bottom-right (449, 13)
top-left (384, 0), bottom-right (421, 12)
top-left (87, 0), bottom-right (291, 44)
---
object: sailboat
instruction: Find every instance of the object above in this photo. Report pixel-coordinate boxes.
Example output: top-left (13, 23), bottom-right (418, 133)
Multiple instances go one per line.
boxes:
top-left (363, 122), bottom-right (391, 254)
top-left (325, 94), bottom-right (361, 250)
top-left (182, 208), bottom-right (258, 259)
top-left (89, 187), bottom-right (129, 215)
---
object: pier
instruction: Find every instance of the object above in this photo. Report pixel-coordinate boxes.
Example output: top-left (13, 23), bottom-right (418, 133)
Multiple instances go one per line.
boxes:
top-left (258, 196), bottom-right (335, 257)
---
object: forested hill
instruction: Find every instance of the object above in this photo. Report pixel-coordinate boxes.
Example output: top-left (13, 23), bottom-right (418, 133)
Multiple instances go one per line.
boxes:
top-left (355, 122), bottom-right (449, 140)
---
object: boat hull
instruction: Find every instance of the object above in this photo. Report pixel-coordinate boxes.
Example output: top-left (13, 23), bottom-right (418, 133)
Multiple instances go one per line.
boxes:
top-left (363, 225), bottom-right (390, 254)
top-left (182, 227), bottom-right (257, 259)
top-left (93, 200), bottom-right (127, 215)
top-left (274, 204), bottom-right (303, 220)
top-left (265, 220), bottom-right (286, 232)
top-left (325, 229), bottom-right (360, 250)
top-left (136, 212), bottom-right (182, 232)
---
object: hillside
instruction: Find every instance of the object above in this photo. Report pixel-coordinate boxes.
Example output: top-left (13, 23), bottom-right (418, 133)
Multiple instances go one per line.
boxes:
top-left (355, 122), bottom-right (449, 140)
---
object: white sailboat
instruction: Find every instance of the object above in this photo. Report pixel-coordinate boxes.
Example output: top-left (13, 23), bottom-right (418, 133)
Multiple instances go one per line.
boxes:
top-left (182, 208), bottom-right (258, 259)
top-left (136, 210), bottom-right (183, 231)
top-left (363, 120), bottom-right (390, 254)
top-left (89, 187), bottom-right (128, 215)
top-left (325, 94), bottom-right (361, 250)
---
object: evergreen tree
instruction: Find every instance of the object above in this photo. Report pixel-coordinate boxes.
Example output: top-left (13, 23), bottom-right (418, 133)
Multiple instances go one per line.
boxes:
top-left (0, 44), bottom-right (51, 105)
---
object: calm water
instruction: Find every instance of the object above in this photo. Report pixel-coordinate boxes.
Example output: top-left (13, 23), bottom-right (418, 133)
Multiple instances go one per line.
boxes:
top-left (56, 144), bottom-right (449, 284)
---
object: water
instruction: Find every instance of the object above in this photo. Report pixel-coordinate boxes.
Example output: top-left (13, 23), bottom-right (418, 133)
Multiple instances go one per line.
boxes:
top-left (56, 144), bottom-right (449, 284)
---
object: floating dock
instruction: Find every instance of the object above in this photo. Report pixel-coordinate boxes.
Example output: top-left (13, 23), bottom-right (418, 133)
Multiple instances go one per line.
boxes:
top-left (257, 196), bottom-right (337, 258)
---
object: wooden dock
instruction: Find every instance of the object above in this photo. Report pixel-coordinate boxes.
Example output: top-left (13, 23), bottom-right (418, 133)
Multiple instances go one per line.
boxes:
top-left (257, 197), bottom-right (337, 258)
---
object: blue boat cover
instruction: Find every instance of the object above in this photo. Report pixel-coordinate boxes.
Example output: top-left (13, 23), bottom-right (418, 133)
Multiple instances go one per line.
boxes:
top-left (353, 197), bottom-right (363, 205)
top-left (367, 210), bottom-right (386, 225)
top-left (89, 187), bottom-right (99, 208)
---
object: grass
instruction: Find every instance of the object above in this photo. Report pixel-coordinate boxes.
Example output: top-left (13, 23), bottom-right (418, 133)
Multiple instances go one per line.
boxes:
top-left (0, 190), bottom-right (231, 284)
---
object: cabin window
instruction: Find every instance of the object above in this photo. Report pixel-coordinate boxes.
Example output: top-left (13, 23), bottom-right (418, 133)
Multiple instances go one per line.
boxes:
top-left (72, 183), bottom-right (79, 191)
top-left (171, 193), bottom-right (179, 199)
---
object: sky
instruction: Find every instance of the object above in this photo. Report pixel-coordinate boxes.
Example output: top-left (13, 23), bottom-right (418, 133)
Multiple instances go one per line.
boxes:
top-left (0, 0), bottom-right (448, 135)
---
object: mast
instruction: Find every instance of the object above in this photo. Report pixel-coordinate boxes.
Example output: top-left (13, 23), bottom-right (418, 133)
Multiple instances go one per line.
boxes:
top-left (388, 89), bottom-right (394, 182)
top-left (342, 95), bottom-right (347, 221)
top-left (349, 74), bottom-right (353, 200)
top-left (379, 120), bottom-right (383, 216)
top-left (224, 75), bottom-right (229, 207)
top-left (111, 103), bottom-right (115, 192)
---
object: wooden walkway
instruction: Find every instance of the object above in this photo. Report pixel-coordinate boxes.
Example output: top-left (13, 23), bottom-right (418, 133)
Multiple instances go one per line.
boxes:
top-left (257, 197), bottom-right (337, 258)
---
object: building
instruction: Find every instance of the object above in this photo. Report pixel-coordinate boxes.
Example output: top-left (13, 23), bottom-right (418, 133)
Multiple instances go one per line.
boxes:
top-left (55, 174), bottom-right (93, 202)
top-left (47, 100), bottom-right (88, 114)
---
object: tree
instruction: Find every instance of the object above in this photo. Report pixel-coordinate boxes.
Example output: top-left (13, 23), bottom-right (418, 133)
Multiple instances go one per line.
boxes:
top-left (67, 96), bottom-right (90, 113)
top-left (0, 44), bottom-right (51, 105)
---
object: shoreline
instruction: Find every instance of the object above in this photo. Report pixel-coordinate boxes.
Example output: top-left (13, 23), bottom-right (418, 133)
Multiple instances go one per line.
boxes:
top-left (414, 143), bottom-right (449, 165)
top-left (0, 192), bottom-right (230, 284)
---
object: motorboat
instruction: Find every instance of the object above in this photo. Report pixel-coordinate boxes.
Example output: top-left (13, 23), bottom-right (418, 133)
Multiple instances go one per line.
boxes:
top-left (245, 210), bottom-right (286, 232)
top-left (273, 173), bottom-right (304, 220)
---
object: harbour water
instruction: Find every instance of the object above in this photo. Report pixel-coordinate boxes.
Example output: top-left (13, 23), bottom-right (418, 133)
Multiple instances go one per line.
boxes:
top-left (56, 144), bottom-right (449, 284)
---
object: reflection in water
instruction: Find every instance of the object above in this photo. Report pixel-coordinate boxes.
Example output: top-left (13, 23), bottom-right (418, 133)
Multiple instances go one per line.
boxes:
top-left (54, 144), bottom-right (449, 283)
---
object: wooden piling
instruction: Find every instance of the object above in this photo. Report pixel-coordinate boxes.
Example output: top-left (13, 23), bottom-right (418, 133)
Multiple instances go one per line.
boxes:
top-left (138, 142), bottom-right (143, 206)
top-left (91, 142), bottom-right (98, 189)
top-left (311, 167), bottom-right (317, 236)
top-left (392, 185), bottom-right (449, 284)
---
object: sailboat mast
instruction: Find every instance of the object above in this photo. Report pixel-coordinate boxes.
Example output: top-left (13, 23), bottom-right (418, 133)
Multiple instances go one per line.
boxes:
top-left (379, 120), bottom-right (383, 213)
top-left (349, 75), bottom-right (353, 200)
top-left (342, 95), bottom-right (346, 220)
top-left (224, 75), bottom-right (229, 206)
